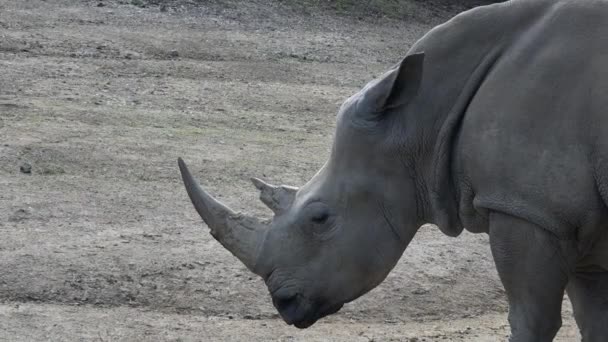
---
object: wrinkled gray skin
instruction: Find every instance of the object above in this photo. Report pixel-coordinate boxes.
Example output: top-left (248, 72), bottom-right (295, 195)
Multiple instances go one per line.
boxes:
top-left (178, 0), bottom-right (608, 340)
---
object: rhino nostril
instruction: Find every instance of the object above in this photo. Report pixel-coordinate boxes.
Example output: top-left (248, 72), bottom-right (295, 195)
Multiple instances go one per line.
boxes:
top-left (273, 293), bottom-right (303, 324)
top-left (275, 294), bottom-right (298, 312)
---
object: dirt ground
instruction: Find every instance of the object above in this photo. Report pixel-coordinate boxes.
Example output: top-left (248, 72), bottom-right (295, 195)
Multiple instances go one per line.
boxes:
top-left (0, 0), bottom-right (579, 340)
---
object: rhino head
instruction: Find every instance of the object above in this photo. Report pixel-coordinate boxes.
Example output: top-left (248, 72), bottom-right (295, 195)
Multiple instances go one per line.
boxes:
top-left (179, 53), bottom-right (428, 328)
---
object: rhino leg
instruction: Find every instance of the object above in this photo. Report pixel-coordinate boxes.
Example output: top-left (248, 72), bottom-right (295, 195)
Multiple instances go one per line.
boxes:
top-left (488, 213), bottom-right (573, 342)
top-left (567, 271), bottom-right (608, 342)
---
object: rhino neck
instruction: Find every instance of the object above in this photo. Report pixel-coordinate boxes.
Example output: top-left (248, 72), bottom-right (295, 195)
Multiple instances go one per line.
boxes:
top-left (403, 3), bottom-right (518, 236)
top-left (426, 49), bottom-right (502, 237)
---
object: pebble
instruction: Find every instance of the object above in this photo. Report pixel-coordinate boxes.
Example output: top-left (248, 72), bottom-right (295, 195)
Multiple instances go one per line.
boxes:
top-left (124, 52), bottom-right (140, 60)
top-left (20, 162), bottom-right (32, 174)
top-left (9, 208), bottom-right (32, 222)
top-left (412, 288), bottom-right (429, 295)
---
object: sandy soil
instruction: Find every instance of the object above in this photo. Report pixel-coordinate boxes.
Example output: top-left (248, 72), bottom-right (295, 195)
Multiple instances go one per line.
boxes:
top-left (0, 0), bottom-right (579, 340)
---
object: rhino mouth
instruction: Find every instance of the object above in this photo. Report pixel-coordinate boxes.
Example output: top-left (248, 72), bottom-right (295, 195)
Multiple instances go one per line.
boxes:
top-left (301, 302), bottom-right (344, 328)
top-left (272, 290), bottom-right (344, 329)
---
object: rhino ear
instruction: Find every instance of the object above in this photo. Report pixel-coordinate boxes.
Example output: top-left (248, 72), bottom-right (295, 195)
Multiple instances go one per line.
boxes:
top-left (368, 52), bottom-right (425, 112)
top-left (384, 52), bottom-right (424, 109)
top-left (251, 178), bottom-right (297, 215)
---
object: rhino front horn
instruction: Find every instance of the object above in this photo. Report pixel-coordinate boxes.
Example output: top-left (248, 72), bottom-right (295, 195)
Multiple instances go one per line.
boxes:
top-left (250, 177), bottom-right (297, 215)
top-left (178, 158), bottom-right (267, 274)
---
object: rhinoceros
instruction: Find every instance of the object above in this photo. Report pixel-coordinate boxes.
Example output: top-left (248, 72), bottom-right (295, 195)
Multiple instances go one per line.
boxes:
top-left (177, 0), bottom-right (608, 340)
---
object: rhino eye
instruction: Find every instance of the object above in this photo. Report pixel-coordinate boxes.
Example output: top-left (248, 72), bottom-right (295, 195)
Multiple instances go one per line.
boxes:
top-left (304, 202), bottom-right (338, 238)
top-left (311, 211), bottom-right (329, 224)
top-left (304, 202), bottom-right (332, 227)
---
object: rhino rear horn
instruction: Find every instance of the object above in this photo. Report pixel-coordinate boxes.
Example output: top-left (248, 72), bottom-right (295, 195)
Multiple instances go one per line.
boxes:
top-left (178, 158), bottom-right (267, 274)
top-left (250, 177), bottom-right (297, 215)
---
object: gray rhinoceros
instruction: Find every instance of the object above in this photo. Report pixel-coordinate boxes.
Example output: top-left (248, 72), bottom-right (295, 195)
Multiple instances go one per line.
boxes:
top-left (178, 0), bottom-right (608, 340)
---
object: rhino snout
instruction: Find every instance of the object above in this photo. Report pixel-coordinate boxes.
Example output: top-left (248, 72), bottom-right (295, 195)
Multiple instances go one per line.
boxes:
top-left (271, 290), bottom-right (344, 329)
top-left (272, 292), bottom-right (307, 325)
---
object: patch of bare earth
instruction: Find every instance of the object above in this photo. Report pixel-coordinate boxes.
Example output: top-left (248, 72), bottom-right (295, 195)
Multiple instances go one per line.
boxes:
top-left (0, 0), bottom-right (578, 340)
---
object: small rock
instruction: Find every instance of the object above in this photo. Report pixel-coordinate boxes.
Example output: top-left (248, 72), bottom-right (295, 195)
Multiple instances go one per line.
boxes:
top-left (168, 49), bottom-right (179, 58)
top-left (130, 0), bottom-right (145, 7)
top-left (412, 288), bottom-right (429, 295)
top-left (96, 2), bottom-right (105, 7)
top-left (124, 52), bottom-right (140, 60)
top-left (20, 162), bottom-right (32, 174)
top-left (9, 208), bottom-right (32, 222)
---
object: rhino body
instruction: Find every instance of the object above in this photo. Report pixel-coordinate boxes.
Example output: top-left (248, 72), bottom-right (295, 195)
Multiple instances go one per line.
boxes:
top-left (178, 0), bottom-right (608, 340)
